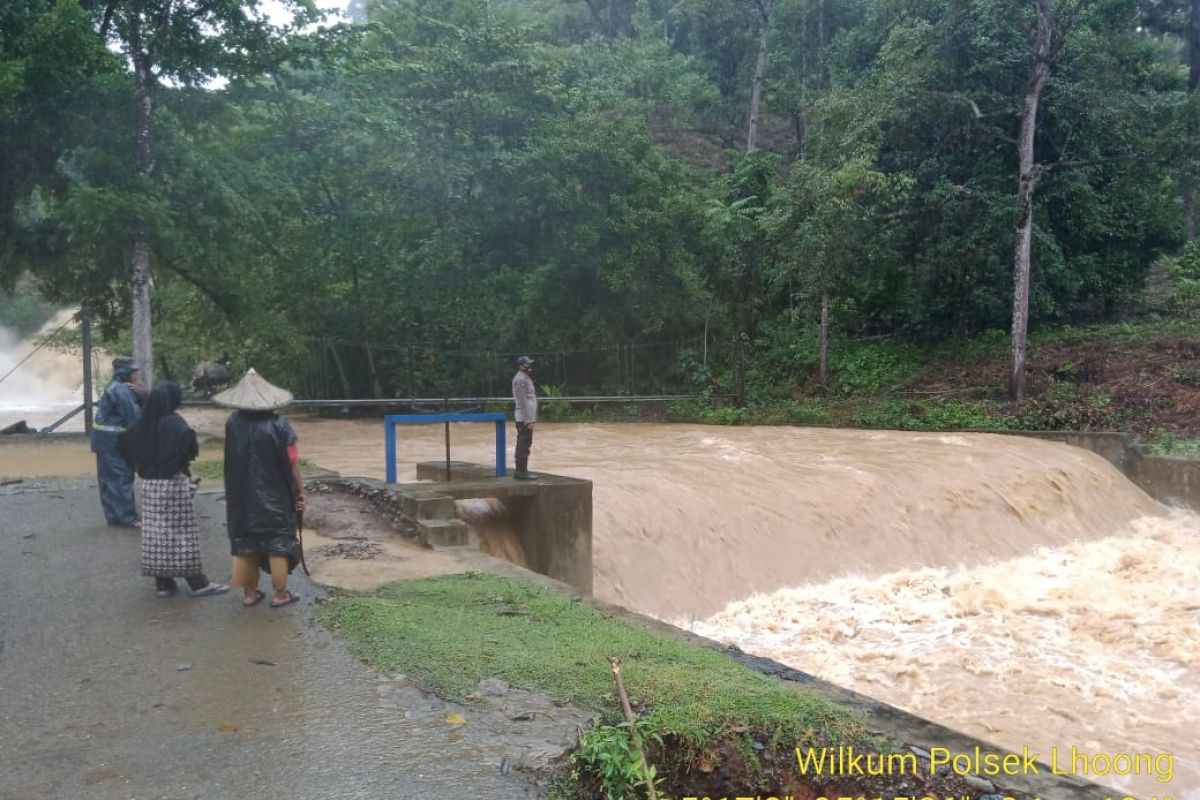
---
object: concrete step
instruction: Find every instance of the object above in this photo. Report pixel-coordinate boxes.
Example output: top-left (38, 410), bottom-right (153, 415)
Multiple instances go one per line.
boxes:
top-left (414, 495), bottom-right (456, 520)
top-left (417, 518), bottom-right (471, 547)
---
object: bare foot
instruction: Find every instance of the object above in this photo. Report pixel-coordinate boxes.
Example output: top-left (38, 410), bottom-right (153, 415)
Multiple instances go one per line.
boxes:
top-left (269, 591), bottom-right (300, 608)
top-left (243, 589), bottom-right (265, 607)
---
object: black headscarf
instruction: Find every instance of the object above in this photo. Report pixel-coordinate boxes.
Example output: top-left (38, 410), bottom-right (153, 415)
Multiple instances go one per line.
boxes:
top-left (119, 381), bottom-right (198, 478)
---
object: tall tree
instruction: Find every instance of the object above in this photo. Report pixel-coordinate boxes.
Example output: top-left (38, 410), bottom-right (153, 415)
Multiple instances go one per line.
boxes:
top-left (95, 0), bottom-right (314, 385)
top-left (1138, 0), bottom-right (1200, 240)
top-left (1186, 0), bottom-right (1199, 239)
top-left (745, 0), bottom-right (773, 150)
top-left (0, 0), bottom-right (119, 292)
top-left (1010, 0), bottom-right (1088, 400)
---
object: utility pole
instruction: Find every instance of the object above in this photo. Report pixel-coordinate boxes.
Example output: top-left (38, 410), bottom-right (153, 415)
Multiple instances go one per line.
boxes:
top-left (81, 307), bottom-right (94, 434)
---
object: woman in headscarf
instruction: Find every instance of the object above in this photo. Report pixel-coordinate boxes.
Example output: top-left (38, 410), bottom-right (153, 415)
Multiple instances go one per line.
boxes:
top-left (120, 381), bottom-right (228, 598)
top-left (213, 369), bottom-right (306, 608)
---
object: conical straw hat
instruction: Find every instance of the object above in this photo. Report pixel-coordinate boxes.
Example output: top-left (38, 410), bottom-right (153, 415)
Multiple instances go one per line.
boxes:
top-left (212, 368), bottom-right (293, 411)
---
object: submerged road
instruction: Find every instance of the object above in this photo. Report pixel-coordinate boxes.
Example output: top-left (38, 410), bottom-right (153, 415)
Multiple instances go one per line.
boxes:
top-left (0, 479), bottom-right (539, 800)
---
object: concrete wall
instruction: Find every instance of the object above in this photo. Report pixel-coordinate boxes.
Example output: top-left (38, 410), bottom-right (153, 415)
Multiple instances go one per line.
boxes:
top-left (1013, 430), bottom-right (1200, 510)
top-left (414, 462), bottom-right (593, 595)
top-left (320, 463), bottom-right (594, 595)
top-left (506, 486), bottom-right (593, 597)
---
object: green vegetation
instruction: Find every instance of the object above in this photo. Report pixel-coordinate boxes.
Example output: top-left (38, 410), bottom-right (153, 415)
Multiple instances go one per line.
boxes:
top-left (0, 284), bottom-right (56, 338)
top-left (652, 313), bottom-right (1200, 439)
top-left (1145, 430), bottom-right (1200, 459)
top-left (319, 572), bottom-right (863, 761)
top-left (574, 718), bottom-right (664, 800)
top-left (2, 0), bottom-right (1198, 404)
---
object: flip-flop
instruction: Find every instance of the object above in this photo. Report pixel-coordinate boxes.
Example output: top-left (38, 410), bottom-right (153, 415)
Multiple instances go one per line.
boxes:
top-left (191, 583), bottom-right (229, 598)
top-left (242, 589), bottom-right (266, 607)
top-left (269, 592), bottom-right (300, 608)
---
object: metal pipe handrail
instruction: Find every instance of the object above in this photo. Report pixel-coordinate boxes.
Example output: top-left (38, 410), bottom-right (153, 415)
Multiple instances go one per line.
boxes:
top-left (37, 403), bottom-right (89, 436)
top-left (180, 394), bottom-right (713, 408)
top-left (21, 394), bottom-right (715, 436)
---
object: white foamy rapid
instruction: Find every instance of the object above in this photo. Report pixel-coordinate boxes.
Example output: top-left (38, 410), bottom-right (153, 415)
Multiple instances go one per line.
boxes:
top-left (689, 511), bottom-right (1200, 797)
top-left (0, 312), bottom-right (89, 431)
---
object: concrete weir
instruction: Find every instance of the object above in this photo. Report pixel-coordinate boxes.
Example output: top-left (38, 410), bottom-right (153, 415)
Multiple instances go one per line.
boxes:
top-left (323, 461), bottom-right (594, 595)
top-left (310, 466), bottom-right (1118, 800)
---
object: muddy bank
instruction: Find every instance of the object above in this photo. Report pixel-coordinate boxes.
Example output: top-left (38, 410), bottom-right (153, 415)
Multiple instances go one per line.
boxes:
top-left (301, 485), bottom-right (470, 589)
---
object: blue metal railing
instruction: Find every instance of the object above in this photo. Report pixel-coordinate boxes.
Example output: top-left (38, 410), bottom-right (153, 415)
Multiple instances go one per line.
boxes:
top-left (384, 412), bottom-right (507, 483)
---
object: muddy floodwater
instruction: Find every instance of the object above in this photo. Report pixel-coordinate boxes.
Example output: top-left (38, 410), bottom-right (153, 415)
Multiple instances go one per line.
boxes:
top-left (2, 409), bottom-right (1197, 796)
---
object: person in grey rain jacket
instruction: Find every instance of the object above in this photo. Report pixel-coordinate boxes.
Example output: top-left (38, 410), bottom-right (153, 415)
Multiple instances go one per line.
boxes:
top-left (91, 356), bottom-right (141, 526)
top-left (512, 356), bottom-right (538, 480)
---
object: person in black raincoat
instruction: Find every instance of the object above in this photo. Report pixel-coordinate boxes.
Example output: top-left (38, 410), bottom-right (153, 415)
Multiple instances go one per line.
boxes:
top-left (91, 356), bottom-right (142, 526)
top-left (212, 369), bottom-right (306, 608)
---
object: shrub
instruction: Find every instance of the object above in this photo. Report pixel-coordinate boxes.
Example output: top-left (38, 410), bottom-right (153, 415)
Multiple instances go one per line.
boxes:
top-left (1144, 429), bottom-right (1200, 459)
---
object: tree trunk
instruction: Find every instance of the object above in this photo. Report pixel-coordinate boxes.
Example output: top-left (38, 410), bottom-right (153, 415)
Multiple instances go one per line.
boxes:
top-left (817, 0), bottom-right (829, 90)
top-left (363, 339), bottom-right (383, 398)
top-left (130, 12), bottom-right (155, 388)
top-left (732, 335), bottom-right (746, 406)
top-left (1011, 1), bottom-right (1055, 401)
top-left (1185, 0), bottom-right (1200, 240)
top-left (1190, 0), bottom-right (1200, 94)
top-left (328, 340), bottom-right (352, 398)
top-left (745, 0), bottom-right (772, 151)
top-left (818, 289), bottom-right (829, 387)
top-left (350, 261), bottom-right (383, 398)
top-left (1186, 179), bottom-right (1197, 242)
top-left (82, 308), bottom-right (94, 434)
top-left (131, 236), bottom-right (153, 387)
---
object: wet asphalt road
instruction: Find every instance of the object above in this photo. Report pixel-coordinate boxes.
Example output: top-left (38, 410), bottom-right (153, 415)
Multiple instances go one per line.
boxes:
top-left (0, 479), bottom-right (540, 800)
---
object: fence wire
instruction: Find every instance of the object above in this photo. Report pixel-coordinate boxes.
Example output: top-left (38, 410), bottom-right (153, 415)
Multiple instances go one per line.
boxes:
top-left (288, 336), bottom-right (726, 401)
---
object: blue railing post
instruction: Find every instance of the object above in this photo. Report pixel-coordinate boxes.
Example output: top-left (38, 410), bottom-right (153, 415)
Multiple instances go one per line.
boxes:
top-left (383, 412), bottom-right (506, 482)
top-left (495, 418), bottom-right (506, 477)
top-left (385, 418), bottom-right (397, 483)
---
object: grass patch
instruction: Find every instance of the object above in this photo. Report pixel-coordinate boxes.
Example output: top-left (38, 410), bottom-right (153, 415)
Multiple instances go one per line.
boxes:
top-left (190, 456), bottom-right (321, 481)
top-left (318, 572), bottom-right (862, 751)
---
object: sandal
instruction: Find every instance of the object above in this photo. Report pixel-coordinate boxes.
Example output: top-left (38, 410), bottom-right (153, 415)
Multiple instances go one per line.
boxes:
top-left (269, 592), bottom-right (300, 608)
top-left (242, 589), bottom-right (266, 607)
top-left (191, 583), bottom-right (229, 598)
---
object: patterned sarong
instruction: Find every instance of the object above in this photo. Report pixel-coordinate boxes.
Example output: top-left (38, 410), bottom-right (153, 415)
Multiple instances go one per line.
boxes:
top-left (139, 474), bottom-right (201, 577)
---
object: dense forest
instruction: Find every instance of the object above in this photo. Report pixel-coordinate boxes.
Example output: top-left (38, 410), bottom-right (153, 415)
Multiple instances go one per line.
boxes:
top-left (2, 0), bottom-right (1198, 405)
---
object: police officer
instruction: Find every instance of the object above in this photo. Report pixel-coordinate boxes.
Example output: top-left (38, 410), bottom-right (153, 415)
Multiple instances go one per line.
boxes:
top-left (91, 356), bottom-right (142, 526)
top-left (512, 355), bottom-right (538, 480)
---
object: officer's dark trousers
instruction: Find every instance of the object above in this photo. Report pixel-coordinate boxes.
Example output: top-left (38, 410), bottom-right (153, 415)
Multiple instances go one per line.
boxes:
top-left (97, 450), bottom-right (136, 525)
top-left (515, 422), bottom-right (534, 473)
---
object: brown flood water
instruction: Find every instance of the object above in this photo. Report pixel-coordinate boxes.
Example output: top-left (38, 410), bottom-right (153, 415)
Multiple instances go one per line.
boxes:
top-left (265, 416), bottom-right (1198, 798)
top-left (4, 411), bottom-right (1197, 796)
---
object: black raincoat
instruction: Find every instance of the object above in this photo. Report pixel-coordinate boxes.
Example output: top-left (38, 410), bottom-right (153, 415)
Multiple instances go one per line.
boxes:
top-left (224, 410), bottom-right (299, 569)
